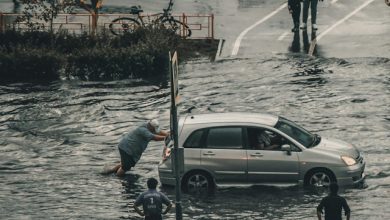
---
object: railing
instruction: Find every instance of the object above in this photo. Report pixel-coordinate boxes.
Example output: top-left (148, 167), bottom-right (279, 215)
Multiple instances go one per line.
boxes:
top-left (0, 13), bottom-right (214, 39)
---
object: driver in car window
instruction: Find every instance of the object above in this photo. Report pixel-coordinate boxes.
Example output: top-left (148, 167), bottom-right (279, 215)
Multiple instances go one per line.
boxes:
top-left (256, 129), bottom-right (280, 150)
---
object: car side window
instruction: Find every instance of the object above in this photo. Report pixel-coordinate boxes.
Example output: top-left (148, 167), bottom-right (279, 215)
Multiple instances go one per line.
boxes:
top-left (206, 127), bottom-right (243, 149)
top-left (247, 127), bottom-right (300, 151)
top-left (183, 129), bottom-right (204, 148)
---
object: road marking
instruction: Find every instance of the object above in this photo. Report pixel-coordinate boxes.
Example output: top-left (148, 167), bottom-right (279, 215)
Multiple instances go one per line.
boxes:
top-left (309, 0), bottom-right (375, 56)
top-left (277, 31), bottom-right (289, 41)
top-left (231, 3), bottom-right (287, 56)
top-left (277, 0), bottom-right (340, 41)
top-left (316, 0), bottom-right (374, 41)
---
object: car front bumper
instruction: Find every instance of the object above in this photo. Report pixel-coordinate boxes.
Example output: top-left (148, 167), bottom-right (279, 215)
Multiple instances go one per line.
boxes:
top-left (335, 160), bottom-right (366, 186)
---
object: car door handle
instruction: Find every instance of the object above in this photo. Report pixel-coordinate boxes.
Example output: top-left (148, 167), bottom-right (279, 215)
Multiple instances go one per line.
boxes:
top-left (250, 153), bottom-right (264, 157)
top-left (203, 151), bottom-right (215, 156)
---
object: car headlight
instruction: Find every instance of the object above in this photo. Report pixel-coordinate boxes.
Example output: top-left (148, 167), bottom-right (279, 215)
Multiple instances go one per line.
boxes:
top-left (341, 156), bottom-right (357, 166)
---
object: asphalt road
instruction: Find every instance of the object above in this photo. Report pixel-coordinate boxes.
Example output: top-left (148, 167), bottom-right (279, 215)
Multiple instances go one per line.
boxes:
top-left (175, 0), bottom-right (390, 59)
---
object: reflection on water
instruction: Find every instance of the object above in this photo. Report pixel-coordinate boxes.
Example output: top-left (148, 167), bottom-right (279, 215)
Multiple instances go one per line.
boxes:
top-left (302, 30), bottom-right (319, 56)
top-left (289, 31), bottom-right (300, 53)
top-left (289, 30), bottom-right (319, 56)
top-left (1, 54), bottom-right (390, 219)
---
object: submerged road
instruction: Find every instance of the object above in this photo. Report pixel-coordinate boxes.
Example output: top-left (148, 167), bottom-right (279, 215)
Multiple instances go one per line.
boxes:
top-left (1, 1), bottom-right (390, 220)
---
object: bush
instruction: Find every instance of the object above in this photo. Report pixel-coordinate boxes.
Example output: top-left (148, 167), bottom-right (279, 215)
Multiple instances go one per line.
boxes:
top-left (0, 48), bottom-right (64, 81)
top-left (0, 27), bottom-right (179, 82)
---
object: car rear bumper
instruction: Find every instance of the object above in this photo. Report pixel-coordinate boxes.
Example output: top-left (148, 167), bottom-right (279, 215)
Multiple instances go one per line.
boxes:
top-left (159, 169), bottom-right (176, 186)
top-left (158, 162), bottom-right (176, 186)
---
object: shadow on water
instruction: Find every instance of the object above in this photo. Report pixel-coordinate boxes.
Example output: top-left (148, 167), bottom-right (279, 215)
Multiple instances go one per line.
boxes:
top-left (121, 173), bottom-right (143, 194)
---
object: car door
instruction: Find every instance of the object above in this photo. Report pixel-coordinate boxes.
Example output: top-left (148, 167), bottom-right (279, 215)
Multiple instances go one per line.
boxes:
top-left (246, 127), bottom-right (300, 183)
top-left (200, 126), bottom-right (248, 183)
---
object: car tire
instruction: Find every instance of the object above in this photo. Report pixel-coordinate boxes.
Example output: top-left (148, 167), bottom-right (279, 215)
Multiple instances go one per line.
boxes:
top-left (182, 171), bottom-right (215, 194)
top-left (304, 169), bottom-right (336, 189)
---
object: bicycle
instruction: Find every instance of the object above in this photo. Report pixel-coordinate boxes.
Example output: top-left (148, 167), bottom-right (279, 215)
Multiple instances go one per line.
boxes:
top-left (108, 0), bottom-right (191, 37)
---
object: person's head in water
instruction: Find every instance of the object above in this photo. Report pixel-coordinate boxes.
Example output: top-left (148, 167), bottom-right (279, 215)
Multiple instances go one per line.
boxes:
top-left (148, 119), bottom-right (160, 133)
top-left (329, 182), bottom-right (339, 195)
top-left (147, 177), bottom-right (158, 190)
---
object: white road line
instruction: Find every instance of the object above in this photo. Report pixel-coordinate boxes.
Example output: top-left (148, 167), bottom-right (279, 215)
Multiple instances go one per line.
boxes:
top-left (277, 31), bottom-right (289, 41)
top-left (316, 0), bottom-right (375, 41)
top-left (278, 31), bottom-right (290, 41)
top-left (231, 3), bottom-right (287, 56)
top-left (309, 0), bottom-right (375, 56)
top-left (277, 0), bottom-right (340, 41)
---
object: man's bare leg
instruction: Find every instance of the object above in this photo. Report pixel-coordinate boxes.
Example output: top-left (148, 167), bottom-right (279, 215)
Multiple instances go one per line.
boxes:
top-left (102, 163), bottom-right (121, 175)
top-left (116, 166), bottom-right (126, 177)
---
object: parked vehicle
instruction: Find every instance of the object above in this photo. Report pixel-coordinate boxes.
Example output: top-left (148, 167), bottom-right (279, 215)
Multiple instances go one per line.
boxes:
top-left (158, 112), bottom-right (365, 194)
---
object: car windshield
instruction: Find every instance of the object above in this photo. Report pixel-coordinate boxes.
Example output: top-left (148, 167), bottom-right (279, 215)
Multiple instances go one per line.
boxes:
top-left (274, 117), bottom-right (319, 148)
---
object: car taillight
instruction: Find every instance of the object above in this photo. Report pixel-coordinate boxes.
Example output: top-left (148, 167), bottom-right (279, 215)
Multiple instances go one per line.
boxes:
top-left (162, 146), bottom-right (172, 162)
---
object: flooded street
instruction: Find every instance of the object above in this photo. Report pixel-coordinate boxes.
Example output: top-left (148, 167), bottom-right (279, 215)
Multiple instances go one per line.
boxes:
top-left (1, 54), bottom-right (389, 219)
top-left (1, 0), bottom-right (390, 219)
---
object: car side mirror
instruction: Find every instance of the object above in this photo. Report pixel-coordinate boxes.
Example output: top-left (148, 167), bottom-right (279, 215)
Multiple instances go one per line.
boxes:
top-left (281, 144), bottom-right (291, 155)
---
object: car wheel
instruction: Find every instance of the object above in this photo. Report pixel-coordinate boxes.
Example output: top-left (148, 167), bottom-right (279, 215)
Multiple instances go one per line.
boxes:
top-left (305, 169), bottom-right (335, 188)
top-left (183, 171), bottom-right (214, 194)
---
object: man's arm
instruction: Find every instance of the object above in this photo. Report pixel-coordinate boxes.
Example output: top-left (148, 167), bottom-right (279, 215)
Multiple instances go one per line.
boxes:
top-left (152, 134), bottom-right (166, 141)
top-left (317, 210), bottom-right (322, 220)
top-left (342, 197), bottom-right (351, 220)
top-left (152, 130), bottom-right (170, 141)
top-left (133, 194), bottom-right (144, 217)
top-left (158, 130), bottom-right (170, 137)
top-left (162, 202), bottom-right (172, 215)
top-left (316, 199), bottom-right (325, 220)
top-left (263, 144), bottom-right (280, 150)
top-left (133, 204), bottom-right (144, 216)
top-left (160, 193), bottom-right (172, 215)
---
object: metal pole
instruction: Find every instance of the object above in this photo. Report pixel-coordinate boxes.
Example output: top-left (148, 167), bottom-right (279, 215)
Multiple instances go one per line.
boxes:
top-left (0, 13), bottom-right (3, 32)
top-left (170, 51), bottom-right (183, 220)
top-left (172, 107), bottom-right (182, 220)
top-left (211, 14), bottom-right (214, 39)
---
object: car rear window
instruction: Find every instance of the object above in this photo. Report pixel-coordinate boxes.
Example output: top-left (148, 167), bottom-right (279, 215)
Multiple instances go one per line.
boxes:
top-left (183, 129), bottom-right (204, 148)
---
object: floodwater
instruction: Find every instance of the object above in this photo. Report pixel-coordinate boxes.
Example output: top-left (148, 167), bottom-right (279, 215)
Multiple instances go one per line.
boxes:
top-left (1, 52), bottom-right (389, 219)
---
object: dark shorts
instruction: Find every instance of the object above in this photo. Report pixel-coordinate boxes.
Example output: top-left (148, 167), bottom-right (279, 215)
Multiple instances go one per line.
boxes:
top-left (119, 148), bottom-right (136, 171)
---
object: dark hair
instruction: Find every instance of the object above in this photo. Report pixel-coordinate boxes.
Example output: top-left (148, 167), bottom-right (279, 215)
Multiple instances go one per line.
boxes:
top-left (147, 178), bottom-right (158, 189)
top-left (329, 182), bottom-right (339, 194)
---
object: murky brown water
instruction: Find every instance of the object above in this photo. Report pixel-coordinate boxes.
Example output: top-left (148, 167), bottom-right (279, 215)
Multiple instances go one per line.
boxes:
top-left (1, 54), bottom-right (389, 219)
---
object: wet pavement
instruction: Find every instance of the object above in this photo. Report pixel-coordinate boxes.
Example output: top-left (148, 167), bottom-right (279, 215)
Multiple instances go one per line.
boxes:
top-left (1, 0), bottom-right (390, 219)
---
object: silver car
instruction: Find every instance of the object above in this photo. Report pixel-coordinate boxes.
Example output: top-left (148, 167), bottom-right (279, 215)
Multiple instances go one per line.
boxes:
top-left (158, 112), bottom-right (365, 193)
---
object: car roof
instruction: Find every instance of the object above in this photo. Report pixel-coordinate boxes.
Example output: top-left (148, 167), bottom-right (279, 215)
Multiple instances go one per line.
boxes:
top-left (182, 112), bottom-right (279, 127)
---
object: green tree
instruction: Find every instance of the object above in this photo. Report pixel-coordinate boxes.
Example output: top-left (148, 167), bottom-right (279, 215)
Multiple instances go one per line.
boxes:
top-left (17, 0), bottom-right (102, 33)
top-left (18, 0), bottom-right (75, 32)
